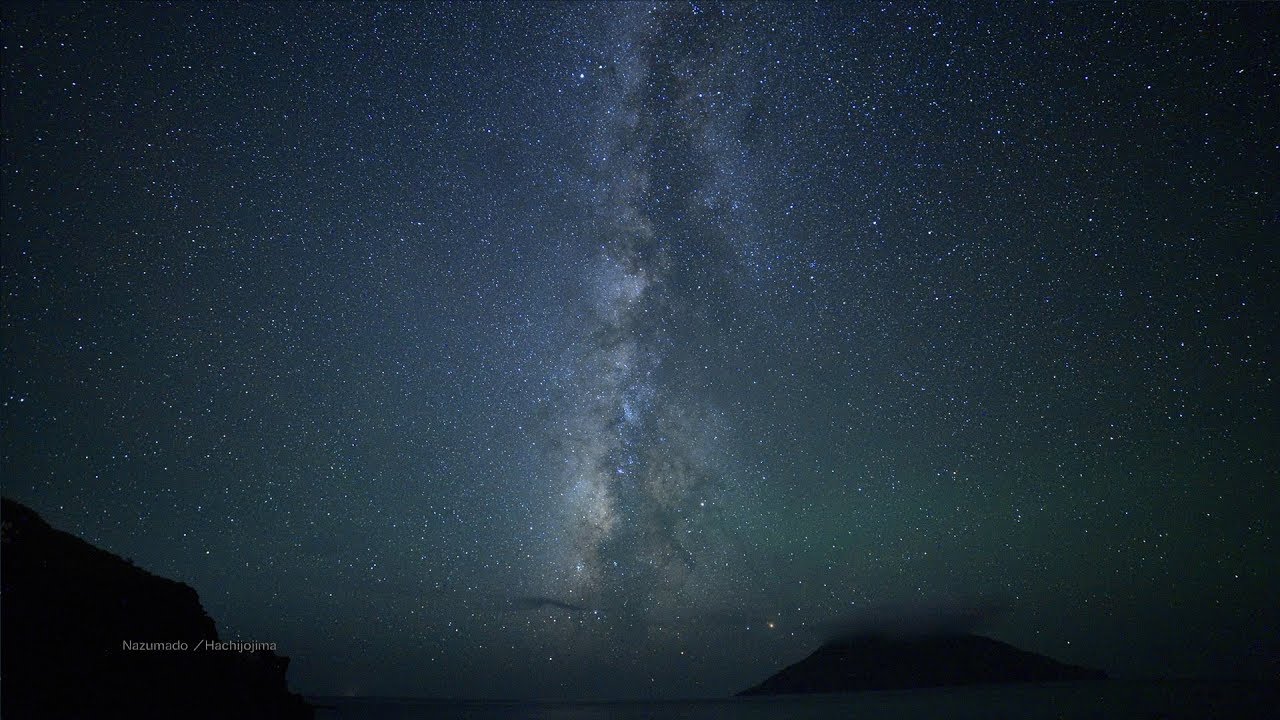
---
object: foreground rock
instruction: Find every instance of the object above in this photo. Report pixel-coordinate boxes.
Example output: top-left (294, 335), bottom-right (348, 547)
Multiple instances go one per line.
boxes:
top-left (1, 497), bottom-right (313, 719)
top-left (739, 632), bottom-right (1106, 696)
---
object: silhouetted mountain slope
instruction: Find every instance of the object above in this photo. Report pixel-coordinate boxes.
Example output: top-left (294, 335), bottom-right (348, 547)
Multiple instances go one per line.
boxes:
top-left (1, 497), bottom-right (312, 719)
top-left (740, 632), bottom-right (1106, 696)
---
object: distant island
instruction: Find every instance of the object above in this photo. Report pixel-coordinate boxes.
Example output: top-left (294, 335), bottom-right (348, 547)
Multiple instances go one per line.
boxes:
top-left (1, 497), bottom-right (313, 719)
top-left (739, 632), bottom-right (1107, 696)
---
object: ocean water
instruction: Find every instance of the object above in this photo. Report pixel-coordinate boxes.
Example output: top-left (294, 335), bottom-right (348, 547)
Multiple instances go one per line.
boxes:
top-left (311, 680), bottom-right (1274, 720)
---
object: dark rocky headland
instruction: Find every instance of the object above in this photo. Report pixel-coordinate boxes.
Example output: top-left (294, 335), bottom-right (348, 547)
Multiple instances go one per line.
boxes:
top-left (1, 497), bottom-right (313, 719)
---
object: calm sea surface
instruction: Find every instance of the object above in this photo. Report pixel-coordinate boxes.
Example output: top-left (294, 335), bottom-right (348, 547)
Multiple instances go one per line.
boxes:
top-left (311, 680), bottom-right (1273, 720)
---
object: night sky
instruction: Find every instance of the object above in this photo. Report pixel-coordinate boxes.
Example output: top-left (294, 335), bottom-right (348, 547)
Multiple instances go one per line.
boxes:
top-left (2, 1), bottom-right (1277, 701)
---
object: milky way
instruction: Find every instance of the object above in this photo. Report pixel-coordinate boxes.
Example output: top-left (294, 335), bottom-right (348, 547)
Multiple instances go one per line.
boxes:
top-left (550, 4), bottom-right (748, 622)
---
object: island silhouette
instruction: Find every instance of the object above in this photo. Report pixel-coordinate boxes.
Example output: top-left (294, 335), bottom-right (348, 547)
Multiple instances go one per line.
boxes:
top-left (739, 631), bottom-right (1107, 696)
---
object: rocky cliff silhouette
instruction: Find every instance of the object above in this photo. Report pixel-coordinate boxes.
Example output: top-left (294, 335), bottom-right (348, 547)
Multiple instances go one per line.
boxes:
top-left (739, 632), bottom-right (1107, 696)
top-left (1, 497), bottom-right (313, 719)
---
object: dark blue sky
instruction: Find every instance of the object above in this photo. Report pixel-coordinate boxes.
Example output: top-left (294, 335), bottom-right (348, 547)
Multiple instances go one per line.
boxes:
top-left (2, 1), bottom-right (1276, 699)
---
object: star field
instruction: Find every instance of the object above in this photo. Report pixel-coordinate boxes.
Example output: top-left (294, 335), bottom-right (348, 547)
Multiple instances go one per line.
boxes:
top-left (2, 1), bottom-right (1276, 700)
